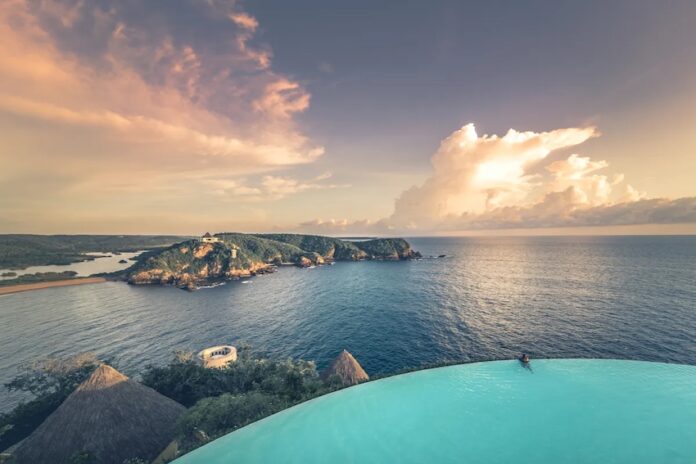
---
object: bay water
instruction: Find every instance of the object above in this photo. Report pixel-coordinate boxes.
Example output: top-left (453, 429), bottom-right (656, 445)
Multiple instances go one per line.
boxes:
top-left (1, 236), bottom-right (695, 412)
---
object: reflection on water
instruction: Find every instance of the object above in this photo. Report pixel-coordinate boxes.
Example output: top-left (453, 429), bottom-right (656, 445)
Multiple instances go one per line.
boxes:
top-left (0, 251), bottom-right (144, 280)
top-left (0, 236), bottom-right (695, 412)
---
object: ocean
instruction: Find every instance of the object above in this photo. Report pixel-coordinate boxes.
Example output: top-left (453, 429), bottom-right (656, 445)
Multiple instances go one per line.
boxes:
top-left (1, 235), bottom-right (695, 412)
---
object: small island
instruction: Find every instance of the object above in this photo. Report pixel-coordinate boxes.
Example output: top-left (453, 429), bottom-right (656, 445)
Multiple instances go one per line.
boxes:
top-left (127, 232), bottom-right (421, 290)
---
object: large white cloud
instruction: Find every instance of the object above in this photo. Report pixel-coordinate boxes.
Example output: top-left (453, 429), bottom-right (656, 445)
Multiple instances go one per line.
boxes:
top-left (300, 123), bottom-right (695, 234)
top-left (389, 124), bottom-right (598, 229)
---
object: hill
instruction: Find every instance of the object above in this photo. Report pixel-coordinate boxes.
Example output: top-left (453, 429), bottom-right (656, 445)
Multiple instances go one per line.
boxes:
top-left (127, 233), bottom-right (420, 289)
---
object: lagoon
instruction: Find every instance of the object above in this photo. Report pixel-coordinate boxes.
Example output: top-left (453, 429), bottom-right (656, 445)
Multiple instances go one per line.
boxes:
top-left (0, 251), bottom-right (144, 280)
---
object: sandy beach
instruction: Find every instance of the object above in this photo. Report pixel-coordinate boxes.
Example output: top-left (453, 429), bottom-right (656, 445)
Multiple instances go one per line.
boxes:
top-left (0, 277), bottom-right (107, 296)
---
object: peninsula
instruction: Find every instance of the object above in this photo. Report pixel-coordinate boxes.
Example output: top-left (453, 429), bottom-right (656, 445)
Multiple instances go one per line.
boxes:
top-left (127, 233), bottom-right (421, 290)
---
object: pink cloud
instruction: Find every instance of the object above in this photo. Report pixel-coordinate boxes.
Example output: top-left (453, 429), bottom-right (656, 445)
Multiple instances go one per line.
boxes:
top-left (0, 0), bottom-right (322, 175)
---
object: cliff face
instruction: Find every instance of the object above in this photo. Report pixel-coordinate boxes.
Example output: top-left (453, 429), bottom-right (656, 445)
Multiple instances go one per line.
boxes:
top-left (127, 233), bottom-right (420, 289)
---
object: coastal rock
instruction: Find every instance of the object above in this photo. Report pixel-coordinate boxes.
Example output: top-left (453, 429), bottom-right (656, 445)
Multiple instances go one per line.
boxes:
top-left (322, 349), bottom-right (369, 386)
top-left (193, 243), bottom-right (214, 258)
top-left (129, 269), bottom-right (175, 285)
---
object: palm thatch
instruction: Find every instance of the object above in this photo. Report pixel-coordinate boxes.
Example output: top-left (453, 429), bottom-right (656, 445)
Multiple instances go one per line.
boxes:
top-left (322, 349), bottom-right (369, 386)
top-left (12, 364), bottom-right (186, 464)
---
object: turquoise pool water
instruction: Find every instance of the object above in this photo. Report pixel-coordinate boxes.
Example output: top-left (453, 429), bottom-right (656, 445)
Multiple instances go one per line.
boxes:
top-left (174, 360), bottom-right (696, 464)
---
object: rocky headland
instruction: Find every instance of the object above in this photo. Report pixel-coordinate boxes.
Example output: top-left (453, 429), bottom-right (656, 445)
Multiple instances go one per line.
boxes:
top-left (127, 233), bottom-right (420, 290)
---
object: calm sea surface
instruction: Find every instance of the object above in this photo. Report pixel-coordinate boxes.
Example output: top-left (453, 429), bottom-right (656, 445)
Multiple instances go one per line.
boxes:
top-left (1, 236), bottom-right (695, 412)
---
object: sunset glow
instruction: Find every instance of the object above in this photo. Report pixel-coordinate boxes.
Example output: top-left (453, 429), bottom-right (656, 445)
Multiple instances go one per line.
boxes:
top-left (1, 1), bottom-right (695, 235)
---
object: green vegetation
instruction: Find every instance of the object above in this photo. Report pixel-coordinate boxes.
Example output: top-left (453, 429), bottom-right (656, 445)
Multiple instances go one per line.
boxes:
top-left (352, 238), bottom-right (415, 259)
top-left (66, 452), bottom-right (149, 464)
top-left (256, 234), bottom-right (419, 260)
top-left (217, 233), bottom-right (310, 265)
top-left (255, 233), bottom-right (363, 260)
top-left (142, 347), bottom-right (325, 407)
top-left (0, 354), bottom-right (102, 451)
top-left (141, 347), bottom-right (332, 452)
top-left (0, 271), bottom-right (78, 287)
top-left (254, 234), bottom-right (419, 260)
top-left (0, 235), bottom-right (189, 269)
top-left (127, 234), bottom-right (309, 287)
top-left (177, 392), bottom-right (288, 447)
top-left (1, 349), bottom-right (336, 457)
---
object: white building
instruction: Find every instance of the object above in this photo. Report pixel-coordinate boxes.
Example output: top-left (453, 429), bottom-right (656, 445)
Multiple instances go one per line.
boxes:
top-left (200, 233), bottom-right (239, 258)
top-left (201, 232), bottom-right (220, 243)
top-left (197, 345), bottom-right (238, 369)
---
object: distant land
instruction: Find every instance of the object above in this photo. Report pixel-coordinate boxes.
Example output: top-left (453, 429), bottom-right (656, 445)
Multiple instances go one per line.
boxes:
top-left (0, 234), bottom-right (190, 269)
top-left (127, 233), bottom-right (421, 290)
top-left (0, 233), bottom-right (421, 293)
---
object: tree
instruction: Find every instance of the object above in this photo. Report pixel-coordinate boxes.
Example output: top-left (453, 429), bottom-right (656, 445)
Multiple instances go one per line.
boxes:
top-left (5, 353), bottom-right (101, 397)
top-left (176, 392), bottom-right (289, 451)
top-left (0, 353), bottom-right (102, 450)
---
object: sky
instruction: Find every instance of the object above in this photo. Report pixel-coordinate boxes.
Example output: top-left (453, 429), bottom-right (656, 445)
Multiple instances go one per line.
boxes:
top-left (1, 0), bottom-right (695, 235)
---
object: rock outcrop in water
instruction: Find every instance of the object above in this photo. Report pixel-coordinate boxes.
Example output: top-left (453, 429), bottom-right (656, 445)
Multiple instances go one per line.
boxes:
top-left (127, 233), bottom-right (420, 290)
top-left (322, 349), bottom-right (370, 386)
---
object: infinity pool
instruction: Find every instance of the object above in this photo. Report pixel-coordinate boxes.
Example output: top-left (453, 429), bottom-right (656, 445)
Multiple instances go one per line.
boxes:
top-left (174, 360), bottom-right (696, 463)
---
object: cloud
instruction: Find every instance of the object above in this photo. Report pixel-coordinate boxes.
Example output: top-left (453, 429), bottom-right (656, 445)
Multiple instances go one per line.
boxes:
top-left (228, 12), bottom-right (259, 32)
top-left (298, 123), bottom-right (696, 234)
top-left (447, 192), bottom-right (696, 230)
top-left (544, 154), bottom-right (646, 206)
top-left (253, 78), bottom-right (312, 118)
top-left (204, 173), bottom-right (349, 201)
top-left (296, 218), bottom-right (389, 235)
top-left (389, 123), bottom-right (598, 229)
top-left (0, 0), bottom-right (322, 187)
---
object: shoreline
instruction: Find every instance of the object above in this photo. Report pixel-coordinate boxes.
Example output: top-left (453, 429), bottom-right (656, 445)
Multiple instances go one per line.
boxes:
top-left (0, 277), bottom-right (107, 296)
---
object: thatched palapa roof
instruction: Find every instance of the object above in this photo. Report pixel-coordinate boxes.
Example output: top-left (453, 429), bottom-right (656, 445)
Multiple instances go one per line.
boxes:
top-left (13, 364), bottom-right (186, 464)
top-left (322, 349), bottom-right (369, 386)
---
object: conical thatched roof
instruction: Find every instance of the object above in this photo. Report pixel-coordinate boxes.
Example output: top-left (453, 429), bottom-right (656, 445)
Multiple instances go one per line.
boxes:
top-left (322, 349), bottom-right (369, 386)
top-left (13, 364), bottom-right (186, 464)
